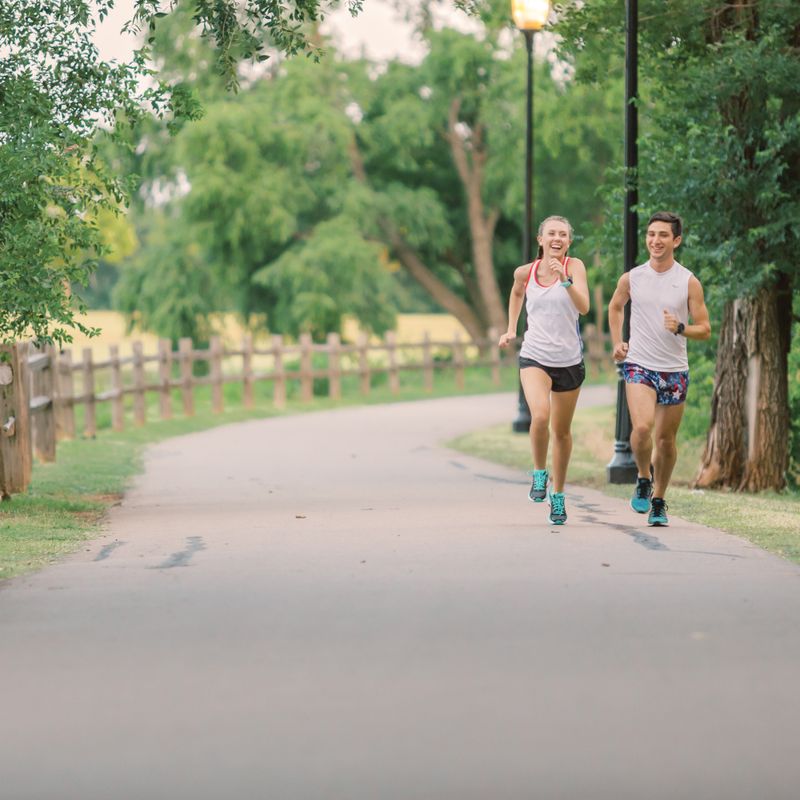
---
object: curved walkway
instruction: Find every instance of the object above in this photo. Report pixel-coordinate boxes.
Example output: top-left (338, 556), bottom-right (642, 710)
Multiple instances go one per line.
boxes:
top-left (1, 388), bottom-right (799, 799)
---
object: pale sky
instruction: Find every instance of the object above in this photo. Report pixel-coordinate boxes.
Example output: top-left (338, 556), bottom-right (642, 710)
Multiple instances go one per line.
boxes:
top-left (93, 0), bottom-right (482, 66)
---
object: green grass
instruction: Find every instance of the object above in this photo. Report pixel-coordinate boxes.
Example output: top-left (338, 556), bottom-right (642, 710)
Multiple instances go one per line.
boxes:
top-left (0, 364), bottom-right (519, 581)
top-left (448, 404), bottom-right (800, 564)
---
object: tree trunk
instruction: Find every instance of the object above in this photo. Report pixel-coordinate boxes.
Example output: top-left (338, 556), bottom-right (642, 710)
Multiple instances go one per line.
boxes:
top-left (694, 280), bottom-right (791, 491)
top-left (386, 229), bottom-right (487, 343)
top-left (446, 101), bottom-right (506, 334)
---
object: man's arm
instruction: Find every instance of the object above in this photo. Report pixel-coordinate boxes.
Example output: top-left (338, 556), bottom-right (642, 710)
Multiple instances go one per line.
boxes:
top-left (608, 272), bottom-right (631, 361)
top-left (663, 276), bottom-right (711, 340)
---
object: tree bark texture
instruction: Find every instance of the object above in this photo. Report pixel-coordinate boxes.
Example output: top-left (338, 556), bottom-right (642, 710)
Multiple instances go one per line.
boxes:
top-left (694, 280), bottom-right (791, 491)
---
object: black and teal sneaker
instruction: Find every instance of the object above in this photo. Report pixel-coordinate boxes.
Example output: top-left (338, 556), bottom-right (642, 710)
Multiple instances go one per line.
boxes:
top-left (528, 469), bottom-right (549, 503)
top-left (648, 497), bottom-right (669, 527)
top-left (547, 490), bottom-right (567, 525)
top-left (630, 476), bottom-right (652, 514)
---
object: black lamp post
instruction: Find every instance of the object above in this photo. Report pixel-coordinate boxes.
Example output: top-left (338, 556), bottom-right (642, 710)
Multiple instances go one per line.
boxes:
top-left (511, 0), bottom-right (551, 433)
top-left (606, 0), bottom-right (639, 482)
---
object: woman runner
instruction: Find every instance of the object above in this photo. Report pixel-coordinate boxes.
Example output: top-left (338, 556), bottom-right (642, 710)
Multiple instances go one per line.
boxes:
top-left (499, 215), bottom-right (590, 525)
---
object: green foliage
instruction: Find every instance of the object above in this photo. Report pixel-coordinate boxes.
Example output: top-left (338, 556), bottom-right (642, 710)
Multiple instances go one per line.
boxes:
top-left (1, 0), bottom-right (369, 345)
top-left (129, 0), bottom-right (367, 89)
top-left (681, 340), bottom-right (718, 440)
top-left (253, 217), bottom-right (395, 339)
top-left (114, 55), bottom-right (394, 340)
top-left (0, 0), bottom-right (201, 345)
top-left (113, 213), bottom-right (219, 344)
top-left (557, 1), bottom-right (800, 298)
top-left (355, 26), bottom-right (622, 310)
top-left (1, 2), bottom-right (130, 344)
top-left (108, 13), bottom-right (622, 341)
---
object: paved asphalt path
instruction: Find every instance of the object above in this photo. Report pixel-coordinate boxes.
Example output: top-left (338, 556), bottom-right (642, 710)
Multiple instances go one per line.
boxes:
top-left (1, 387), bottom-right (799, 800)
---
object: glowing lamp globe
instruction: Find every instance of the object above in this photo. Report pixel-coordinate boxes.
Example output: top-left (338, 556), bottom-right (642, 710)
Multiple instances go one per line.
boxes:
top-left (511, 0), bottom-right (551, 31)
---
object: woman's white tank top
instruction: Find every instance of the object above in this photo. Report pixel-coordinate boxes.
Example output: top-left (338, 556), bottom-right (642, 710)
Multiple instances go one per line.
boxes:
top-left (519, 258), bottom-right (583, 367)
top-left (625, 260), bottom-right (692, 371)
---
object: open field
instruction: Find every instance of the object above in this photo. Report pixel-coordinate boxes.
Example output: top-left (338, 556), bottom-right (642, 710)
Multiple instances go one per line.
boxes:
top-left (64, 312), bottom-right (475, 359)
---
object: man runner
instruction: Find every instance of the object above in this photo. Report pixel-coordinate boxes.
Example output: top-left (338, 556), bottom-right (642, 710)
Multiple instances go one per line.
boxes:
top-left (608, 211), bottom-right (711, 526)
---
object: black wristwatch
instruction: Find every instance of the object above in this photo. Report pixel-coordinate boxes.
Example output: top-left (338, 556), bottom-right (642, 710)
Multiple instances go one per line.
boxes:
top-left (675, 322), bottom-right (685, 336)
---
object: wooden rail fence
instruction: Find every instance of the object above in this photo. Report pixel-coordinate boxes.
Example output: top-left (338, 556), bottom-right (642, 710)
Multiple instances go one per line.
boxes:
top-left (0, 325), bottom-right (610, 498)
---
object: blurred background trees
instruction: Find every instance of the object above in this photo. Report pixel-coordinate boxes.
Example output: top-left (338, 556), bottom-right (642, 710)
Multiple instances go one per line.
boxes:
top-left (4, 0), bottom-right (797, 490)
top-left (107, 2), bottom-right (622, 344)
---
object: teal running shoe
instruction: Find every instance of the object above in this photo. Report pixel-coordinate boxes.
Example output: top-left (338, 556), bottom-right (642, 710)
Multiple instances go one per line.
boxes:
top-left (648, 497), bottom-right (669, 527)
top-left (529, 469), bottom-right (548, 503)
top-left (547, 490), bottom-right (567, 525)
top-left (630, 476), bottom-right (652, 514)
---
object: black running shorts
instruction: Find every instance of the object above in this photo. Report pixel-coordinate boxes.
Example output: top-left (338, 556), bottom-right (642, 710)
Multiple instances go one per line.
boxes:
top-left (518, 357), bottom-right (585, 393)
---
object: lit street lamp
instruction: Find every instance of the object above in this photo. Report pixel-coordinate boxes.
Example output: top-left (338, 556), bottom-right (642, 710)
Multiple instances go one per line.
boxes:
top-left (511, 0), bottom-right (551, 433)
top-left (606, 0), bottom-right (639, 482)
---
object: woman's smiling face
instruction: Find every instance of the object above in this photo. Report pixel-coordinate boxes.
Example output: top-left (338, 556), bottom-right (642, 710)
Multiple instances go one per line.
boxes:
top-left (538, 220), bottom-right (571, 257)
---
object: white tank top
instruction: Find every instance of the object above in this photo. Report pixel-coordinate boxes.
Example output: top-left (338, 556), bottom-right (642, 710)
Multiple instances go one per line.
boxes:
top-left (519, 258), bottom-right (583, 367)
top-left (625, 260), bottom-right (692, 371)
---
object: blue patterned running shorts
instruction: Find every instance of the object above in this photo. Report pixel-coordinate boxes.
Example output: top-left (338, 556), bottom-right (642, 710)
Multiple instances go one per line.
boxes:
top-left (623, 362), bottom-right (689, 405)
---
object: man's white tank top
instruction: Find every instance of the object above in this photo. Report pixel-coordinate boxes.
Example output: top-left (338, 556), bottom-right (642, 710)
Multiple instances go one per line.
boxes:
top-left (519, 258), bottom-right (583, 367)
top-left (626, 260), bottom-right (692, 372)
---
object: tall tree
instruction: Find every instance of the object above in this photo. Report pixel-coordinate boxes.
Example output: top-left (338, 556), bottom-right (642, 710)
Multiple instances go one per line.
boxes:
top-left (351, 27), bottom-right (622, 340)
top-left (114, 56), bottom-right (398, 341)
top-left (558, 0), bottom-right (800, 491)
top-left (114, 16), bottom-right (621, 343)
top-left (0, 1), bottom-right (156, 345)
top-left (0, 0), bottom-right (361, 345)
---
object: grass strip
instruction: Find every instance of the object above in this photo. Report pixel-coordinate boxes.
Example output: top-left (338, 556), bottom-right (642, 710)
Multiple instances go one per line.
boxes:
top-left (448, 404), bottom-right (800, 565)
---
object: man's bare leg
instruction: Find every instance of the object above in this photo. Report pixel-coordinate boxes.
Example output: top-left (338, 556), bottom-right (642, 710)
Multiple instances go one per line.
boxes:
top-left (652, 403), bottom-right (684, 498)
top-left (625, 382), bottom-right (657, 478)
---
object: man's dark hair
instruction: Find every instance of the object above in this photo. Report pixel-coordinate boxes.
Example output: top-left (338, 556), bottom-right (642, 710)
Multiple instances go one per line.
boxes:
top-left (647, 211), bottom-right (682, 238)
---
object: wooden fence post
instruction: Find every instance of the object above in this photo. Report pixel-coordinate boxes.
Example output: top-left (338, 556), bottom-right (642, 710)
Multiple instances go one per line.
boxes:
top-left (30, 345), bottom-right (56, 463)
top-left (210, 336), bottom-right (224, 414)
top-left (82, 347), bottom-right (96, 438)
top-left (132, 341), bottom-right (146, 426)
top-left (358, 333), bottom-right (370, 396)
top-left (109, 344), bottom-right (125, 431)
top-left (242, 334), bottom-right (254, 409)
top-left (326, 333), bottom-right (341, 401)
top-left (54, 349), bottom-right (76, 440)
top-left (386, 331), bottom-right (400, 395)
top-left (422, 331), bottom-right (434, 392)
top-left (179, 337), bottom-right (195, 416)
top-left (158, 339), bottom-right (173, 420)
top-left (0, 343), bottom-right (33, 497)
top-left (272, 335), bottom-right (286, 409)
top-left (299, 333), bottom-right (313, 403)
top-left (487, 327), bottom-right (501, 386)
top-left (453, 332), bottom-right (465, 390)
